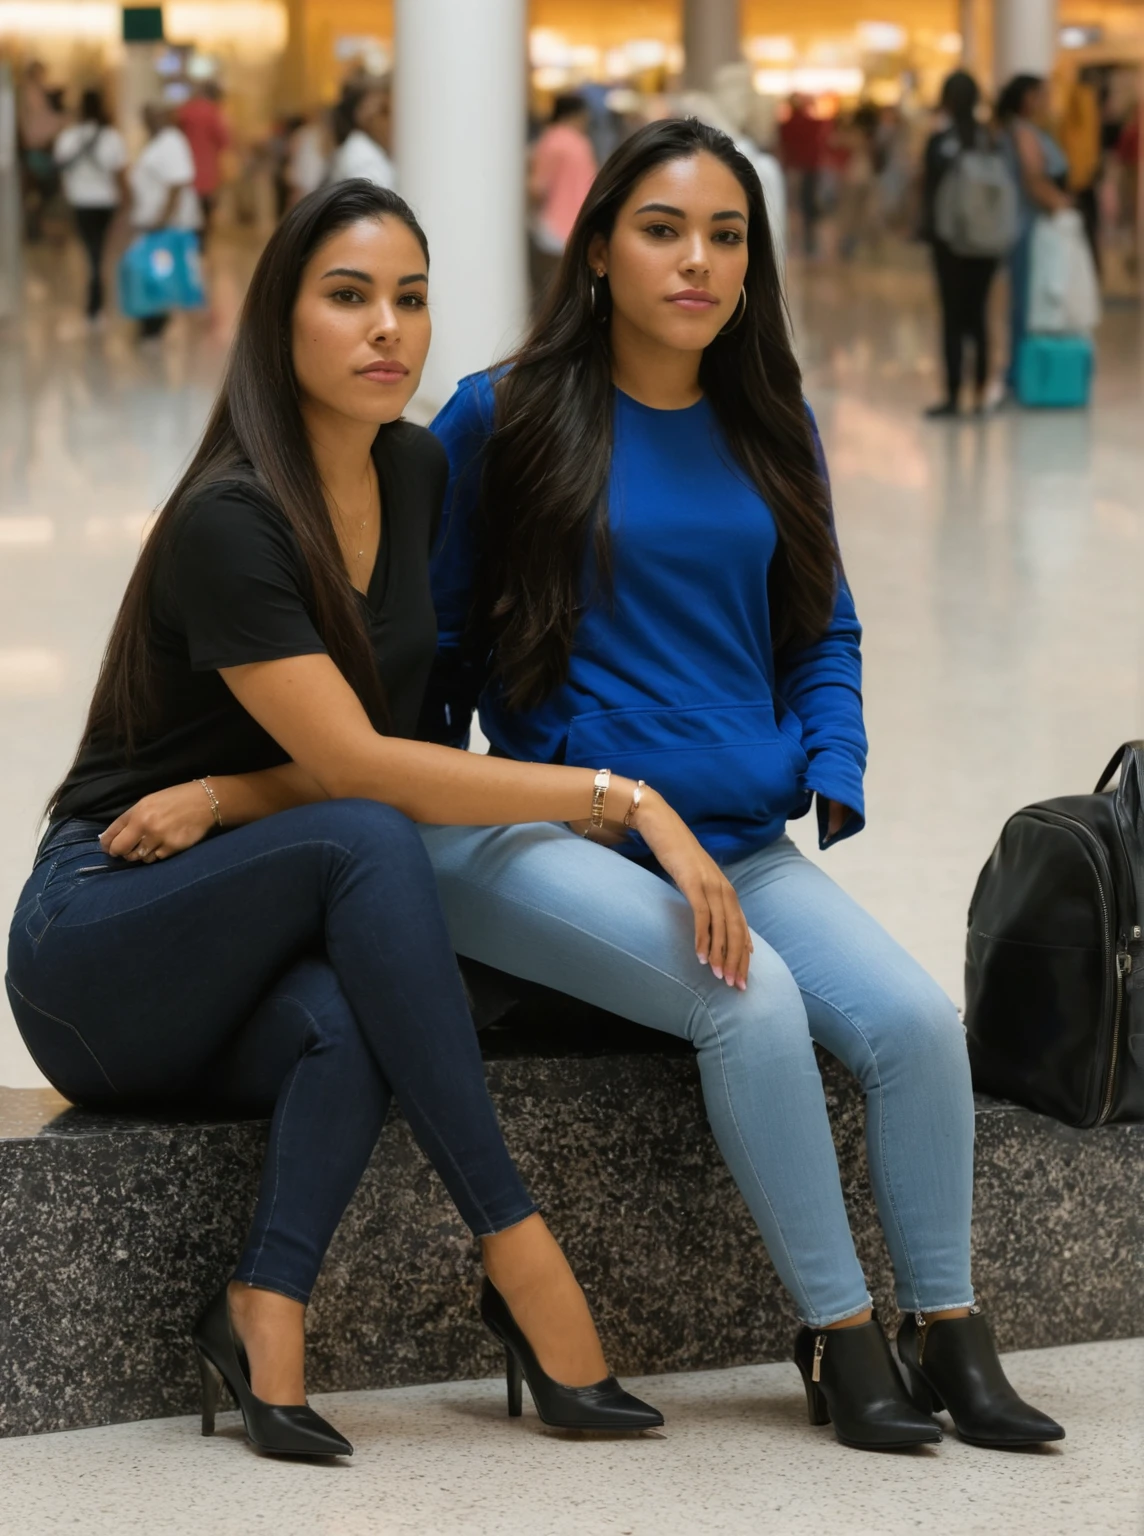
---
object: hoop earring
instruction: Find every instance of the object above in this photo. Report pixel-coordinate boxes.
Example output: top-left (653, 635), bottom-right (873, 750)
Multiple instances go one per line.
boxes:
top-left (720, 287), bottom-right (747, 334)
top-left (589, 271), bottom-right (609, 321)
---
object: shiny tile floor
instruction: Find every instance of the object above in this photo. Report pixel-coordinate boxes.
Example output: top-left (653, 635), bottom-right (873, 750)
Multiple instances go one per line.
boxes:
top-left (2, 242), bottom-right (1140, 1084)
top-left (0, 1340), bottom-right (1137, 1536)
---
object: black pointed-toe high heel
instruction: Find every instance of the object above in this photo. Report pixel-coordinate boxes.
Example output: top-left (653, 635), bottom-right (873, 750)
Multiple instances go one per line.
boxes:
top-left (898, 1311), bottom-right (1065, 1448)
top-left (192, 1286), bottom-right (353, 1458)
top-left (479, 1278), bottom-right (663, 1431)
top-left (793, 1318), bottom-right (942, 1451)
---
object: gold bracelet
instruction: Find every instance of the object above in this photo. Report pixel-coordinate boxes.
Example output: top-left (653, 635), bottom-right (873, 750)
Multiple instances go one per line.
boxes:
top-left (583, 767), bottom-right (610, 835)
top-left (196, 777), bottom-right (223, 830)
top-left (623, 780), bottom-right (646, 828)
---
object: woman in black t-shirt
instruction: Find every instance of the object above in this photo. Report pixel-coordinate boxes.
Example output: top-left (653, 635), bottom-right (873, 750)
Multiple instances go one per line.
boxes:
top-left (7, 182), bottom-right (752, 1457)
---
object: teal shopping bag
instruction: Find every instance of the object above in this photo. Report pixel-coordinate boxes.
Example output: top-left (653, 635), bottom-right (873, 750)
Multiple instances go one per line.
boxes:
top-left (118, 229), bottom-right (205, 319)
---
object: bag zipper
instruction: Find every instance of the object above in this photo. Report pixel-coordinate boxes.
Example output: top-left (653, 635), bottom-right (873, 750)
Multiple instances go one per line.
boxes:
top-left (1030, 809), bottom-right (1128, 1125)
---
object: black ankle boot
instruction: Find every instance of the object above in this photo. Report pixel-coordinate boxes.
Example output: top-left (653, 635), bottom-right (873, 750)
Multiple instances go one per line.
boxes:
top-left (793, 1318), bottom-right (942, 1450)
top-left (897, 1311), bottom-right (1065, 1448)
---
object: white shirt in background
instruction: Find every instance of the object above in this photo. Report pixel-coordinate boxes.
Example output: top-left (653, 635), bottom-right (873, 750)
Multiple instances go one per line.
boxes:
top-left (54, 123), bottom-right (128, 207)
top-left (288, 122), bottom-right (328, 198)
top-left (328, 130), bottom-right (396, 190)
top-left (129, 126), bottom-right (201, 230)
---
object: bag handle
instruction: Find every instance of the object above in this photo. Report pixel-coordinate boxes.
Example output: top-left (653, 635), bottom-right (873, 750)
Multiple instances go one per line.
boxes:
top-left (1095, 740), bottom-right (1144, 794)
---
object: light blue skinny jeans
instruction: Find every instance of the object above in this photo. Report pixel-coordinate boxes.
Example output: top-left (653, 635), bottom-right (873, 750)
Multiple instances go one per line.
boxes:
top-left (422, 822), bottom-right (976, 1328)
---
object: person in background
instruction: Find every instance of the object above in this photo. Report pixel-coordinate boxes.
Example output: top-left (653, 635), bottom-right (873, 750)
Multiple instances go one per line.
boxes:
top-left (921, 71), bottom-right (1004, 418)
top-left (833, 105), bottom-right (879, 261)
top-left (1060, 72), bottom-right (1102, 268)
top-left (779, 94), bottom-right (827, 257)
top-left (177, 81), bottom-right (229, 251)
top-left (285, 110), bottom-right (331, 211)
top-left (128, 103), bottom-right (201, 341)
top-left (54, 87), bottom-right (127, 325)
top-left (18, 60), bottom-right (64, 242)
top-left (712, 64), bottom-right (788, 269)
top-left (528, 94), bottom-right (598, 307)
top-left (996, 74), bottom-right (1072, 389)
top-left (328, 82), bottom-right (395, 190)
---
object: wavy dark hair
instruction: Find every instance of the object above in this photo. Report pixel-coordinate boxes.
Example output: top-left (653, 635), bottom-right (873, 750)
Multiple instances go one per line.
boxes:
top-left (470, 116), bottom-right (841, 712)
top-left (52, 179), bottom-right (427, 809)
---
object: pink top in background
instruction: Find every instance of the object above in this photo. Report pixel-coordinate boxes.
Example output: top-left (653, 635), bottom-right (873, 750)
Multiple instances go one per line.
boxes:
top-left (177, 97), bottom-right (230, 196)
top-left (530, 123), bottom-right (597, 246)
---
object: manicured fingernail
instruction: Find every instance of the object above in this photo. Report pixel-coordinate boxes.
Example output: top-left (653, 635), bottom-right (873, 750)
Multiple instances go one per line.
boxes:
top-left (725, 974), bottom-right (736, 987)
top-left (737, 979), bottom-right (747, 991)
top-left (698, 952), bottom-right (708, 966)
top-left (712, 965), bottom-right (723, 980)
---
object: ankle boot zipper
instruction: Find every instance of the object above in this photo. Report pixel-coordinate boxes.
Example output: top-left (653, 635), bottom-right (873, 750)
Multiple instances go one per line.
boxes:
top-left (811, 1334), bottom-right (825, 1382)
top-left (915, 1312), bottom-right (927, 1364)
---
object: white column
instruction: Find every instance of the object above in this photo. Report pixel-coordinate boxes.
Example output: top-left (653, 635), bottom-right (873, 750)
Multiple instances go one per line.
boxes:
top-left (395, 0), bottom-right (528, 414)
top-left (683, 0), bottom-right (742, 92)
top-left (993, 0), bottom-right (1058, 85)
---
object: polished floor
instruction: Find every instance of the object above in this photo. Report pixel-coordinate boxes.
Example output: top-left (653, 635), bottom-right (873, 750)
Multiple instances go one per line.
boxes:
top-left (0, 1340), bottom-right (1136, 1535)
top-left (1, 241), bottom-right (1140, 1084)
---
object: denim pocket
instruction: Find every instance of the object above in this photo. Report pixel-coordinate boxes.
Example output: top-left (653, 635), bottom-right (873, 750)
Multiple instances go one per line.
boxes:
top-left (28, 842), bottom-right (117, 942)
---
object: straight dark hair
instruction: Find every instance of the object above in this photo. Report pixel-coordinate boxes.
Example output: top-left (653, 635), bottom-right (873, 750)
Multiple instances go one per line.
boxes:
top-left (471, 116), bottom-right (841, 712)
top-left (52, 179), bottom-right (427, 811)
top-left (940, 70), bottom-right (981, 148)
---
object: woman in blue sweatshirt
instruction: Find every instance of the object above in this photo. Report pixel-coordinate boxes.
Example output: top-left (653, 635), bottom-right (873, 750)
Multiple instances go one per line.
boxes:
top-left (420, 119), bottom-right (1062, 1451)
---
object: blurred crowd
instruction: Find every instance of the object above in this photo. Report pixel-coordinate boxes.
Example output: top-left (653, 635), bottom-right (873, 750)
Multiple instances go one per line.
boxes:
top-left (12, 51), bottom-right (1141, 391)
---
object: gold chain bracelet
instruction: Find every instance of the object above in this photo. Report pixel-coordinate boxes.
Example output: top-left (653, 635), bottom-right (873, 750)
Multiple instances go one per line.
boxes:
top-left (196, 777), bottom-right (224, 830)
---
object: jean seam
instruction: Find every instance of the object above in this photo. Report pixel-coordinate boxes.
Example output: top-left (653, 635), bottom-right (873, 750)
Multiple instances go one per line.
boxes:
top-left (798, 984), bottom-right (923, 1312)
top-left (232, 1271), bottom-right (312, 1306)
top-left (4, 977), bottom-right (119, 1094)
top-left (36, 833), bottom-right (377, 933)
top-left (698, 999), bottom-right (820, 1317)
top-left (244, 1032), bottom-right (307, 1285)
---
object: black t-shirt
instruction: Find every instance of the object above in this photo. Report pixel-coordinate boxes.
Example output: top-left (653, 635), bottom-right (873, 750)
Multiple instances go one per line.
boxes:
top-left (53, 421), bottom-right (446, 825)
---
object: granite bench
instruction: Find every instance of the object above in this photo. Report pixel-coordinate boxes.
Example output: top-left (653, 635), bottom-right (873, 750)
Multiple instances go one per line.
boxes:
top-left (2, 960), bottom-right (1141, 1438)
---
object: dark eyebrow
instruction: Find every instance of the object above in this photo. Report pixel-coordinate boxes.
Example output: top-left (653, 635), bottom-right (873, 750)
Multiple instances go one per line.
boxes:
top-left (397, 273), bottom-right (428, 286)
top-left (321, 266), bottom-right (372, 282)
top-left (633, 203), bottom-right (747, 224)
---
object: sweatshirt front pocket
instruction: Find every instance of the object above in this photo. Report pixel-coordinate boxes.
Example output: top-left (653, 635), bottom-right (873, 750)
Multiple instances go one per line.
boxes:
top-left (563, 702), bottom-right (808, 831)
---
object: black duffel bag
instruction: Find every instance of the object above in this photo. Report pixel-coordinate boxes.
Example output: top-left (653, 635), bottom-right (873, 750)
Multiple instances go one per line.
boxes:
top-left (965, 741), bottom-right (1144, 1127)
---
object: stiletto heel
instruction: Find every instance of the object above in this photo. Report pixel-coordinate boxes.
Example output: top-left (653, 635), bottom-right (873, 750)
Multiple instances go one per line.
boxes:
top-left (792, 1321), bottom-right (941, 1451)
top-left (197, 1348), bottom-right (221, 1436)
top-left (897, 1312), bottom-right (1064, 1447)
top-left (794, 1343), bottom-right (831, 1425)
top-left (191, 1286), bottom-right (353, 1458)
top-left (505, 1346), bottom-right (523, 1418)
top-left (479, 1278), bottom-right (663, 1432)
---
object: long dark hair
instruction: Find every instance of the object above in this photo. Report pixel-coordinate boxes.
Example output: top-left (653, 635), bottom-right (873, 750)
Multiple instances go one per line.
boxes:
top-left (940, 70), bottom-right (980, 148)
top-left (53, 180), bottom-right (427, 806)
top-left (471, 117), bottom-right (840, 712)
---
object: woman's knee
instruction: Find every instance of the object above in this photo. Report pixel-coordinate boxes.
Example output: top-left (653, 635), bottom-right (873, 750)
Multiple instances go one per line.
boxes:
top-left (692, 946), bottom-right (811, 1066)
top-left (296, 798), bottom-right (431, 874)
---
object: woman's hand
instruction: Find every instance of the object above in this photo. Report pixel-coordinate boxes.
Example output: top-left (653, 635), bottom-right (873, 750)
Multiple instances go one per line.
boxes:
top-left (100, 782), bottom-right (217, 863)
top-left (630, 788), bottom-right (753, 989)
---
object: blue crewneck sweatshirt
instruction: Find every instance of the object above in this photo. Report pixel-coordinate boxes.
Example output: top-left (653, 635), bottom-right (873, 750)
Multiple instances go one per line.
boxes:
top-left (427, 372), bottom-right (867, 864)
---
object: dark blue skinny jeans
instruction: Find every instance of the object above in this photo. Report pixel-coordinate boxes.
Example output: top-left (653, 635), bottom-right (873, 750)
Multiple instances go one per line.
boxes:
top-left (5, 800), bottom-right (536, 1303)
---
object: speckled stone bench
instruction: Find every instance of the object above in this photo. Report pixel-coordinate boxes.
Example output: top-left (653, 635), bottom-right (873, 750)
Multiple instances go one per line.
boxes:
top-left (2, 960), bottom-right (1142, 1437)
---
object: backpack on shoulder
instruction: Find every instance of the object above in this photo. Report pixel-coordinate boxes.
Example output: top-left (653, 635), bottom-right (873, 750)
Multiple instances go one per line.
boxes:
top-left (934, 141), bottom-right (1019, 258)
top-left (964, 742), bottom-right (1144, 1128)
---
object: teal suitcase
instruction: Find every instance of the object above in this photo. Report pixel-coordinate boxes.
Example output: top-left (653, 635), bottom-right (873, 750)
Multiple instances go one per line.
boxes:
top-left (1015, 334), bottom-right (1093, 408)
